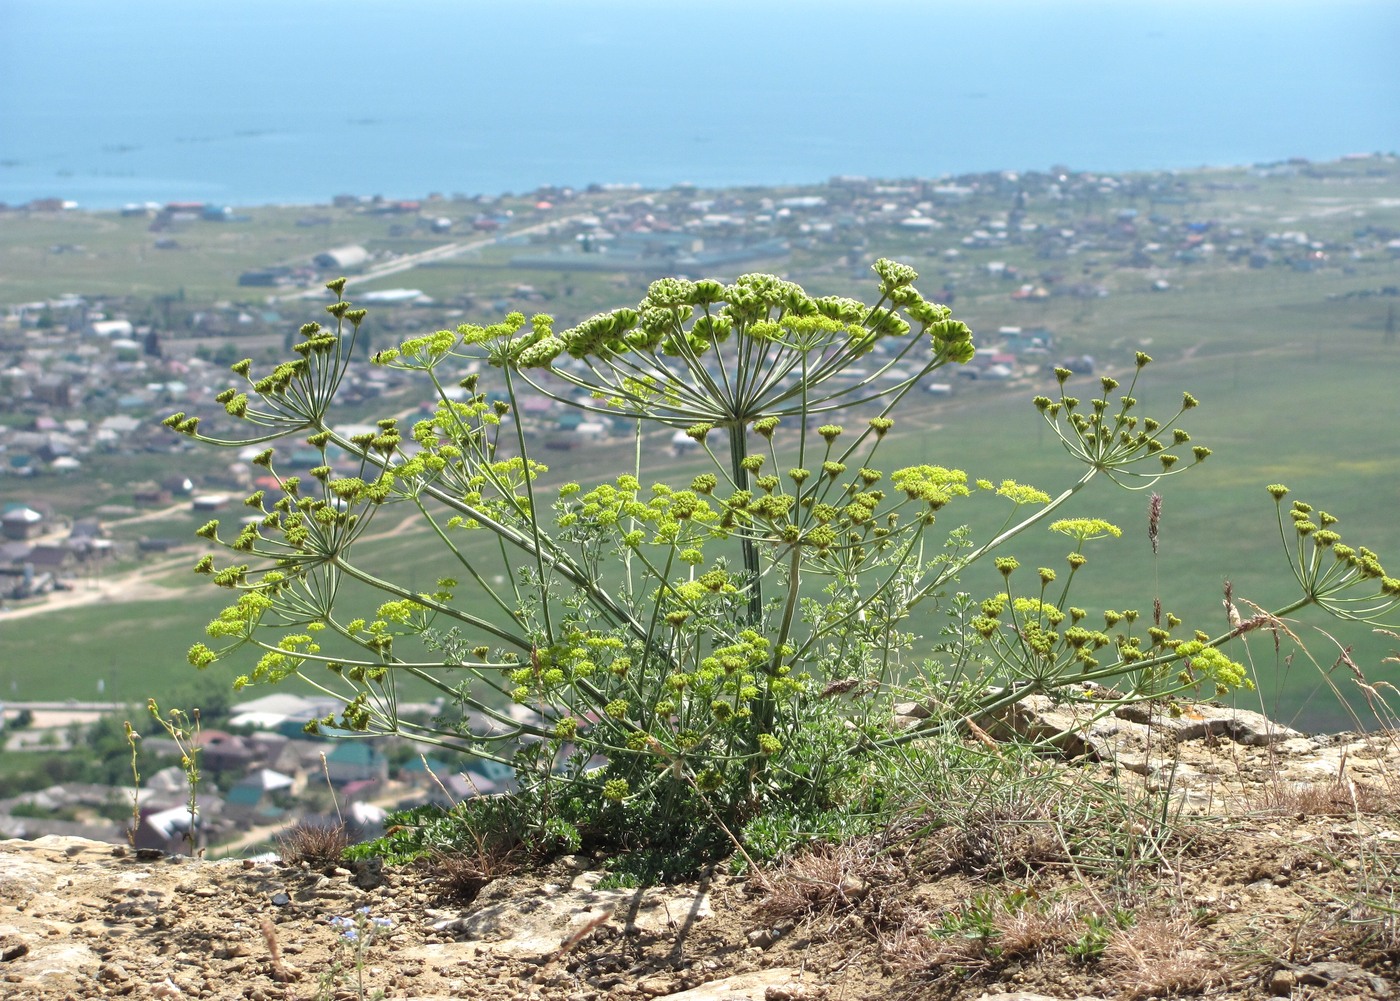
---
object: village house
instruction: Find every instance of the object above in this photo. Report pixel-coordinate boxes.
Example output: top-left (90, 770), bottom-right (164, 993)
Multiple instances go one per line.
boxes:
top-left (995, 326), bottom-right (1055, 354)
top-left (195, 730), bottom-right (268, 775)
top-left (68, 517), bottom-right (112, 560)
top-left (24, 544), bottom-right (77, 575)
top-left (132, 804), bottom-right (203, 855)
top-left (323, 742), bottom-right (389, 789)
top-left (1, 506), bottom-right (45, 540)
top-left (224, 768), bottom-right (299, 824)
top-left (131, 481), bottom-right (173, 507)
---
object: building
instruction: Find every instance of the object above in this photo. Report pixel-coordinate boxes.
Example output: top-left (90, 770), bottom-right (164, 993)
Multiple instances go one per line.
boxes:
top-left (313, 245), bottom-right (370, 270)
top-left (1, 507), bottom-right (44, 541)
top-left (88, 320), bottom-right (135, 339)
top-left (323, 743), bottom-right (388, 788)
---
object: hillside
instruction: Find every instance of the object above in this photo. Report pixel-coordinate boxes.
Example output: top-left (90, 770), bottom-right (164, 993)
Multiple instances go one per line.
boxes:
top-left (1, 706), bottom-right (1396, 1000)
top-left (2, 160), bottom-right (1400, 979)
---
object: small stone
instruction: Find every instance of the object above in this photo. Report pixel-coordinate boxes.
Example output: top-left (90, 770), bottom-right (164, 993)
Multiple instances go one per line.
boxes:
top-left (765, 985), bottom-right (817, 1001)
top-left (0, 935), bottom-right (28, 963)
top-left (98, 961), bottom-right (130, 982)
top-left (747, 927), bottom-right (779, 948)
top-left (637, 975), bottom-right (676, 996)
top-left (271, 892), bottom-right (290, 906)
top-left (1294, 960), bottom-right (1380, 989)
top-left (351, 858), bottom-right (385, 890)
top-left (1269, 969), bottom-right (1297, 995)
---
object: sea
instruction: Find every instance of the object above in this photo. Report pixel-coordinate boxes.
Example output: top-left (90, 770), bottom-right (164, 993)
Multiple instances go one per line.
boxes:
top-left (2, 0), bottom-right (1397, 210)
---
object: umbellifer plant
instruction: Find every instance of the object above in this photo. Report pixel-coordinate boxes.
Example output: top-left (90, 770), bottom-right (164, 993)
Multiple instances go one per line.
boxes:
top-left (170, 261), bottom-right (1400, 872)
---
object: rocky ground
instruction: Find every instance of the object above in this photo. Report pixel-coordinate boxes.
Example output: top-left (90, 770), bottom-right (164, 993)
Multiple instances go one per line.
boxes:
top-left (1, 705), bottom-right (1397, 1001)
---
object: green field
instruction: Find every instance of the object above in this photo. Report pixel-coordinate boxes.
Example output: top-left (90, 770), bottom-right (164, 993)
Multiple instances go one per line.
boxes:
top-left (0, 196), bottom-right (591, 303)
top-left (0, 589), bottom-right (228, 704)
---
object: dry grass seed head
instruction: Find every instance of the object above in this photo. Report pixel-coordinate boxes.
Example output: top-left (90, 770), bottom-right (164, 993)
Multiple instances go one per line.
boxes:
top-left (258, 915), bottom-right (291, 983)
top-left (1100, 914), bottom-right (1223, 998)
top-left (1372, 630), bottom-right (1400, 733)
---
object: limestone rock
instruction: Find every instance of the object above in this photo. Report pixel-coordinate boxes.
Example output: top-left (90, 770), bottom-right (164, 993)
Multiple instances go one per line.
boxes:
top-left (658, 968), bottom-right (803, 1000)
top-left (426, 870), bottom-right (712, 959)
top-left (1113, 703), bottom-right (1303, 745)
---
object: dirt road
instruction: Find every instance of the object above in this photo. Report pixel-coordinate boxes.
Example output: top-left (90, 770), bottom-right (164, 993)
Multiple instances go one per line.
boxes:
top-left (274, 213), bottom-right (590, 301)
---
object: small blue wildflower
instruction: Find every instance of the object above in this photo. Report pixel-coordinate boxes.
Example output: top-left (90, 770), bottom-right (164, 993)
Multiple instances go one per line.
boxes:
top-left (329, 914), bottom-right (359, 941)
top-left (330, 909), bottom-right (392, 945)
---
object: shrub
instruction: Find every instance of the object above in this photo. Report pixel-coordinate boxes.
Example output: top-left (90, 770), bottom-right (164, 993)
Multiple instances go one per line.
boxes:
top-left (171, 261), bottom-right (1400, 873)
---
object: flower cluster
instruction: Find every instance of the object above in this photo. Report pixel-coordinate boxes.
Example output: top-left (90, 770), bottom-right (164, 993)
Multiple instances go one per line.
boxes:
top-left (324, 907), bottom-right (393, 1001)
top-left (1267, 485), bottom-right (1400, 622)
top-left (1032, 353), bottom-right (1209, 483)
top-left (329, 907), bottom-right (393, 944)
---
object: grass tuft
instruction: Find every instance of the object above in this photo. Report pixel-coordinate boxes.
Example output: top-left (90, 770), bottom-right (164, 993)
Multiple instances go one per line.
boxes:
top-left (753, 839), bottom-right (889, 927)
top-left (427, 839), bottom-right (522, 904)
top-left (1100, 913), bottom-right (1225, 998)
top-left (276, 821), bottom-right (350, 870)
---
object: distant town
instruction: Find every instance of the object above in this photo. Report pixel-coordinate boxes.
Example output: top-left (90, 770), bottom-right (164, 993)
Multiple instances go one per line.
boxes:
top-left (2, 153), bottom-right (1398, 851)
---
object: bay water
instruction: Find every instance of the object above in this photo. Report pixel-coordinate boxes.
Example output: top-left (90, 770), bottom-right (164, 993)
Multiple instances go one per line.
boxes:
top-left (2, 0), bottom-right (1396, 208)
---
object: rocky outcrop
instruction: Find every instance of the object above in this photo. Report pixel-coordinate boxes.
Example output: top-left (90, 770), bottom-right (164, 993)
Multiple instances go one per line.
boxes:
top-left (0, 836), bottom-right (817, 1001)
top-left (964, 696), bottom-right (1397, 811)
top-left (1, 706), bottom-right (1397, 1000)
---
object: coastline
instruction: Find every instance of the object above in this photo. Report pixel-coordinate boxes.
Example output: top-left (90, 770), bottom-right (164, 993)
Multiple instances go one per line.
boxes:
top-left (6, 151), bottom-right (1390, 216)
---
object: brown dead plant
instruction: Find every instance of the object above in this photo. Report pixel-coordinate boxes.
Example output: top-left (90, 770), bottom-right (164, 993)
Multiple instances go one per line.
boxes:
top-left (276, 820), bottom-right (350, 870)
top-left (754, 839), bottom-right (895, 931)
top-left (891, 890), bottom-right (1093, 995)
top-left (427, 824), bottom-right (523, 904)
top-left (1100, 913), bottom-right (1226, 998)
top-left (1252, 777), bottom-right (1394, 818)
